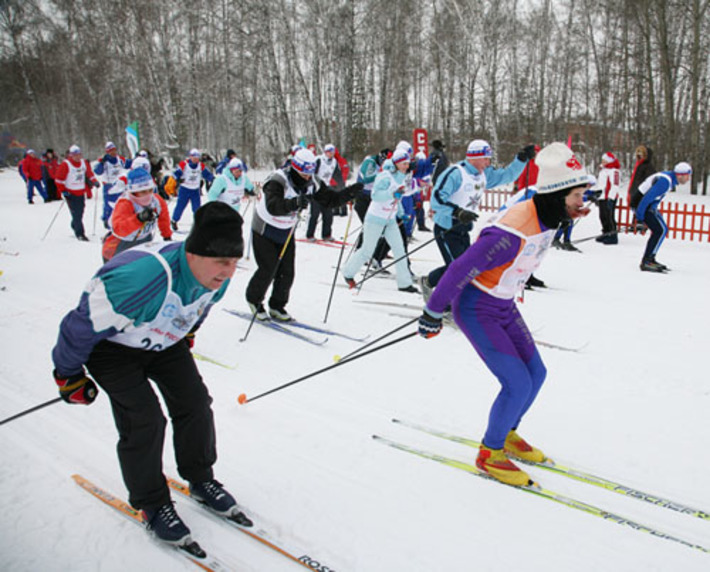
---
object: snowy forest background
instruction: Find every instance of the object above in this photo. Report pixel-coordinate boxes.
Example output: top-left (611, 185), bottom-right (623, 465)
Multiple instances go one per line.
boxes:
top-left (1, 0), bottom-right (709, 191)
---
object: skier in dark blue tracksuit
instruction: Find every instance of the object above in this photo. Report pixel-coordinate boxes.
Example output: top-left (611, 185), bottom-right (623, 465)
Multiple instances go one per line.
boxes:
top-left (633, 162), bottom-right (692, 272)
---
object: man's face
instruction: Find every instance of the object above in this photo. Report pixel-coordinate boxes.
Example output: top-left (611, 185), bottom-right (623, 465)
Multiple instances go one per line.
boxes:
top-left (189, 155), bottom-right (200, 165)
top-left (230, 167), bottom-right (243, 179)
top-left (325, 150), bottom-right (334, 160)
top-left (677, 173), bottom-right (690, 184)
top-left (295, 170), bottom-right (312, 181)
top-left (565, 187), bottom-right (586, 216)
top-left (108, 148), bottom-right (117, 158)
top-left (186, 253), bottom-right (239, 290)
top-left (468, 157), bottom-right (491, 172)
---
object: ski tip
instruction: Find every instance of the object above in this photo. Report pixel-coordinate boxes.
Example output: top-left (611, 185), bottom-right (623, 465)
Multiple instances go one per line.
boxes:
top-left (237, 393), bottom-right (248, 405)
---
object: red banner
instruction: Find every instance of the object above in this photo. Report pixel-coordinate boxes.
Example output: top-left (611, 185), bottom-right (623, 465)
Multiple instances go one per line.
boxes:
top-left (413, 128), bottom-right (428, 157)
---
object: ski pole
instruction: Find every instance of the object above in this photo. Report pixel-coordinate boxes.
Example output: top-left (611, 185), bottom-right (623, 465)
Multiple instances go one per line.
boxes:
top-left (240, 212), bottom-right (302, 343)
top-left (333, 316), bottom-right (418, 363)
top-left (323, 204), bottom-right (354, 324)
top-left (41, 199), bottom-right (66, 241)
top-left (571, 230), bottom-right (618, 245)
top-left (0, 397), bottom-right (62, 426)
top-left (244, 199), bottom-right (255, 260)
top-left (92, 187), bottom-right (99, 236)
top-left (237, 330), bottom-right (418, 405)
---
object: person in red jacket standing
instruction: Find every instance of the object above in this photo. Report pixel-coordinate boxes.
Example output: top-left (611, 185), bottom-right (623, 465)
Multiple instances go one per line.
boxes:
top-left (55, 145), bottom-right (100, 241)
top-left (595, 152), bottom-right (621, 244)
top-left (19, 149), bottom-right (49, 204)
top-left (42, 149), bottom-right (60, 201)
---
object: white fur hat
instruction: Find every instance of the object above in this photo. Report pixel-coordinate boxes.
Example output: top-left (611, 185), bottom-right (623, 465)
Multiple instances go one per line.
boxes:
top-left (535, 143), bottom-right (589, 194)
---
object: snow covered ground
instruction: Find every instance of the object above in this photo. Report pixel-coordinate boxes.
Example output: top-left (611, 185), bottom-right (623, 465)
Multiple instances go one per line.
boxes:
top-left (1, 168), bottom-right (709, 571)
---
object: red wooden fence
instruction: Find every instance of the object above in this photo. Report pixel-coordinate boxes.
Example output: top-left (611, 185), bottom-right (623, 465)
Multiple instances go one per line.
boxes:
top-left (479, 189), bottom-right (710, 243)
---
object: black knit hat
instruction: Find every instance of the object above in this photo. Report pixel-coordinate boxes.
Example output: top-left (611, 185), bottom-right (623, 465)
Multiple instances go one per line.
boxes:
top-left (185, 202), bottom-right (244, 258)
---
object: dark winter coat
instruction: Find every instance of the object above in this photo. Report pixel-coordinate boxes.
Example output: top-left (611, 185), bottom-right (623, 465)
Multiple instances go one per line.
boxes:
top-left (628, 145), bottom-right (655, 206)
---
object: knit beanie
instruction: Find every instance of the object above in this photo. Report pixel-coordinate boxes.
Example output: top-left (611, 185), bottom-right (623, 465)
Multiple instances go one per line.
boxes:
top-left (185, 202), bottom-right (244, 258)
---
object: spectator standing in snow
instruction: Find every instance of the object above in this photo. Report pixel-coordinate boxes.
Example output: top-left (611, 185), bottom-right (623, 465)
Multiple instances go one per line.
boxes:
top-left (51, 201), bottom-right (252, 548)
top-left (634, 162), bottom-right (692, 272)
top-left (55, 145), bottom-right (100, 241)
top-left (19, 149), bottom-right (49, 204)
top-left (595, 152), bottom-right (621, 245)
top-left (428, 139), bottom-right (450, 185)
top-left (418, 142), bottom-right (591, 487)
top-left (42, 149), bottom-right (60, 201)
top-left (94, 141), bottom-right (131, 229)
top-left (169, 149), bottom-right (215, 231)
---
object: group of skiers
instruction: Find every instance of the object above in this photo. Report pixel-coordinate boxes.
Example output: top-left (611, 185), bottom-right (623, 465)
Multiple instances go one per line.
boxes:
top-left (46, 134), bottom-right (693, 554)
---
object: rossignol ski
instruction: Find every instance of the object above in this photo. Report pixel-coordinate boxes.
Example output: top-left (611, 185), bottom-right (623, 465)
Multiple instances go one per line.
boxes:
top-left (167, 477), bottom-right (337, 571)
top-left (72, 474), bottom-right (234, 571)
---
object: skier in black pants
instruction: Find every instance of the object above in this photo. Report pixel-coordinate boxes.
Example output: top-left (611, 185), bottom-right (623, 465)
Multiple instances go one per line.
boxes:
top-left (246, 148), bottom-right (362, 321)
top-left (51, 202), bottom-right (251, 548)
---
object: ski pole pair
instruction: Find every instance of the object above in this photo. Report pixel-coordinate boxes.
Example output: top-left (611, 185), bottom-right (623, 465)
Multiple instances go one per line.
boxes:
top-left (237, 317), bottom-right (419, 405)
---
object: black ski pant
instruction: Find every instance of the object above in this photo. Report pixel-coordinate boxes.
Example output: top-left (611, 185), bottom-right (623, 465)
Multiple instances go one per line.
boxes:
top-left (598, 198), bottom-right (618, 238)
top-left (65, 194), bottom-right (86, 238)
top-left (86, 340), bottom-right (216, 511)
top-left (641, 208), bottom-right (667, 262)
top-left (245, 230), bottom-right (296, 310)
top-left (306, 199), bottom-right (334, 239)
top-left (427, 223), bottom-right (472, 287)
top-left (354, 193), bottom-right (388, 263)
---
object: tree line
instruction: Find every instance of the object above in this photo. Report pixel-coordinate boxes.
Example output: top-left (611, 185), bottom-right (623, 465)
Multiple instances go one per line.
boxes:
top-left (1, 0), bottom-right (708, 193)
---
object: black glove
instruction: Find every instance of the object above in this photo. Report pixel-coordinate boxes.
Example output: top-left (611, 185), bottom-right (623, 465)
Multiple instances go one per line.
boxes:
top-left (163, 235), bottom-right (172, 241)
top-left (53, 369), bottom-right (99, 405)
top-left (343, 182), bottom-right (364, 201)
top-left (454, 207), bottom-right (478, 223)
top-left (185, 331), bottom-right (195, 349)
top-left (517, 145), bottom-right (537, 162)
top-left (137, 207), bottom-right (157, 222)
top-left (585, 189), bottom-right (602, 203)
top-left (288, 193), bottom-right (309, 212)
top-left (91, 179), bottom-right (101, 188)
top-left (418, 310), bottom-right (443, 339)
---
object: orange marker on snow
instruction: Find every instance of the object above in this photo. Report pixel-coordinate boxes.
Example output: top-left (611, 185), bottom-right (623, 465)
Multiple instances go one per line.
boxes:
top-left (237, 393), bottom-right (247, 405)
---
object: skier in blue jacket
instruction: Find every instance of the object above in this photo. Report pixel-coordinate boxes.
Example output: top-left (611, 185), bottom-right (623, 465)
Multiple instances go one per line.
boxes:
top-left (420, 140), bottom-right (534, 298)
top-left (634, 162), bottom-right (691, 272)
top-left (51, 202), bottom-right (251, 548)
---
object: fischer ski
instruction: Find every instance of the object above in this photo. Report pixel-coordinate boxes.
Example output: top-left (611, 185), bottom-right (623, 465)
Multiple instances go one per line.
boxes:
top-left (224, 309), bottom-right (328, 346)
top-left (372, 437), bottom-right (710, 555)
top-left (392, 418), bottom-right (710, 522)
top-left (72, 475), bottom-right (234, 571)
top-left (167, 477), bottom-right (338, 571)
